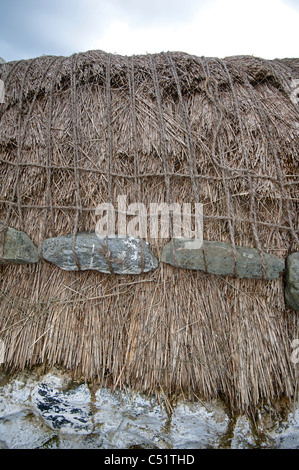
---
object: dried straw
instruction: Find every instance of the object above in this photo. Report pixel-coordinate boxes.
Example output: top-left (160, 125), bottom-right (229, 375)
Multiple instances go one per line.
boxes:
top-left (0, 51), bottom-right (298, 413)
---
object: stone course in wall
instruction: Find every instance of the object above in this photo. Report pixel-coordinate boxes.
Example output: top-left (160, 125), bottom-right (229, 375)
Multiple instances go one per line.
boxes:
top-left (0, 369), bottom-right (298, 449)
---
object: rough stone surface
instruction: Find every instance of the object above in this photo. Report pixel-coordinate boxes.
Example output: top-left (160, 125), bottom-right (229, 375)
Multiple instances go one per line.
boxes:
top-left (0, 226), bottom-right (39, 265)
top-left (161, 239), bottom-right (285, 280)
top-left (285, 252), bottom-right (299, 311)
top-left (267, 411), bottom-right (299, 449)
top-left (41, 233), bottom-right (158, 274)
top-left (230, 416), bottom-right (257, 449)
top-left (0, 369), bottom-right (298, 449)
top-left (31, 378), bottom-right (93, 434)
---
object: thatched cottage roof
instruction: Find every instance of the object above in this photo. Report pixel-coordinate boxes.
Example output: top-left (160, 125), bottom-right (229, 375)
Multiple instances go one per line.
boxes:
top-left (0, 51), bottom-right (298, 413)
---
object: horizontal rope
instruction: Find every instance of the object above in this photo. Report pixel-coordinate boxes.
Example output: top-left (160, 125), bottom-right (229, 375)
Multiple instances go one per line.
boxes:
top-left (0, 198), bottom-right (297, 233)
top-left (0, 157), bottom-right (297, 184)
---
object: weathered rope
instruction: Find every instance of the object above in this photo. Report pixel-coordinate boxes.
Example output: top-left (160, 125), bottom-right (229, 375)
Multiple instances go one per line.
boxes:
top-left (209, 74), bottom-right (238, 277)
top-left (242, 70), bottom-right (299, 247)
top-left (0, 222), bottom-right (7, 258)
top-left (165, 52), bottom-right (208, 271)
top-left (165, 52), bottom-right (199, 197)
top-left (40, 56), bottom-right (67, 258)
top-left (5, 59), bottom-right (34, 227)
top-left (4, 156), bottom-right (292, 181)
top-left (149, 55), bottom-right (171, 204)
top-left (0, 198), bottom-right (297, 232)
top-left (98, 236), bottom-right (114, 274)
top-left (127, 56), bottom-right (144, 273)
top-left (70, 53), bottom-right (83, 270)
top-left (5, 58), bottom-right (57, 229)
top-left (127, 55), bottom-right (141, 202)
top-left (105, 53), bottom-right (113, 204)
top-left (219, 59), bottom-right (267, 279)
top-left (200, 57), bottom-right (239, 276)
top-left (149, 54), bottom-right (178, 267)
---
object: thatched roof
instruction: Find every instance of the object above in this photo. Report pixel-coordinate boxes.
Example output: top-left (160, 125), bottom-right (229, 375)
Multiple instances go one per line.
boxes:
top-left (0, 50), bottom-right (298, 414)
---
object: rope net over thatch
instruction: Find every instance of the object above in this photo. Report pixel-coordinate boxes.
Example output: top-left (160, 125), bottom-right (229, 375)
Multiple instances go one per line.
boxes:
top-left (0, 50), bottom-right (298, 413)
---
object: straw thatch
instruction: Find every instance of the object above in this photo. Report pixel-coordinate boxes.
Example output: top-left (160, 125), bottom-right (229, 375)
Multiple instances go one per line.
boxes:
top-left (0, 50), bottom-right (298, 414)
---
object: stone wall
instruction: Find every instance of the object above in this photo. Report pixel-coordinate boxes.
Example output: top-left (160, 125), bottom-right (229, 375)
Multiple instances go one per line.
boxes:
top-left (0, 369), bottom-right (298, 449)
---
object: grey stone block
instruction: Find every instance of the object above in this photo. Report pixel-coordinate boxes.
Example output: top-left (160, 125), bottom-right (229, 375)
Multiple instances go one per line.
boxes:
top-left (41, 233), bottom-right (158, 274)
top-left (0, 226), bottom-right (39, 265)
top-left (161, 239), bottom-right (284, 280)
top-left (285, 252), bottom-right (299, 311)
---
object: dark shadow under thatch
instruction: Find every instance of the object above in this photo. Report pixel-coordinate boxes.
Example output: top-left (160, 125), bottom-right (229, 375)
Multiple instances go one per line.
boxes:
top-left (0, 50), bottom-right (298, 413)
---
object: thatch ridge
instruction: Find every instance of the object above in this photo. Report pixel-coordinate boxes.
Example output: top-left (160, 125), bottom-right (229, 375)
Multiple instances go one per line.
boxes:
top-left (0, 50), bottom-right (298, 414)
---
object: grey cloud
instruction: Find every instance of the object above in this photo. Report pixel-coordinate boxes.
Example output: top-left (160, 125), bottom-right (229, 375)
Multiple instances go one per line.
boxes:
top-left (282, 0), bottom-right (299, 11)
top-left (0, 0), bottom-right (102, 60)
top-left (105, 0), bottom-right (205, 26)
top-left (0, 0), bottom-right (208, 61)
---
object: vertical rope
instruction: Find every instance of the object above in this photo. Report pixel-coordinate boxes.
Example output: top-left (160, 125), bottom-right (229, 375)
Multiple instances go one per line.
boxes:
top-left (70, 53), bottom-right (82, 270)
top-left (5, 60), bottom-right (33, 226)
top-left (149, 54), bottom-right (178, 266)
top-left (200, 59), bottom-right (238, 276)
top-left (165, 53), bottom-right (208, 271)
top-left (165, 52), bottom-right (208, 266)
top-left (0, 222), bottom-right (7, 259)
top-left (213, 79), bottom-right (237, 277)
top-left (127, 56), bottom-right (141, 201)
top-left (40, 57), bottom-right (66, 255)
top-left (149, 55), bottom-right (171, 205)
top-left (127, 56), bottom-right (144, 272)
top-left (4, 58), bottom-right (57, 228)
top-left (165, 53), bottom-right (200, 195)
top-left (242, 72), bottom-right (299, 247)
top-left (104, 53), bottom-right (114, 274)
top-left (219, 59), bottom-right (267, 279)
top-left (105, 53), bottom-right (113, 204)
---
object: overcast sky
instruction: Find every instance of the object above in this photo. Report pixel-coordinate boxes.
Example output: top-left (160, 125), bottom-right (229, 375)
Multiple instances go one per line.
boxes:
top-left (0, 0), bottom-right (298, 62)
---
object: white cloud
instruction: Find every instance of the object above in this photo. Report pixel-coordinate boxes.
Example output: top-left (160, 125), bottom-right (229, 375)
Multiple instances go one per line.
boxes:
top-left (85, 0), bottom-right (299, 58)
top-left (1, 0), bottom-right (298, 61)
